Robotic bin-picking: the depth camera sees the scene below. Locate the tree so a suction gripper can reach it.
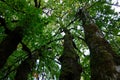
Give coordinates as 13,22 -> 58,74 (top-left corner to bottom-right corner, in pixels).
76,8 -> 120,80
59,28 -> 82,80
0,0 -> 120,80
0,17 -> 23,69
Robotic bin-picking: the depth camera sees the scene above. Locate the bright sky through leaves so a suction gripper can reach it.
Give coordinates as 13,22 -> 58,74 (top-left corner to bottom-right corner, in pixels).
112,0 -> 120,12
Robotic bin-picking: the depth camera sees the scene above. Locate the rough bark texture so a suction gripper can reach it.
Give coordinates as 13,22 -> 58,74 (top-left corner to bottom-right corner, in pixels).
59,29 -> 82,80
76,8 -> 120,79
0,27 -> 23,69
83,23 -> 120,80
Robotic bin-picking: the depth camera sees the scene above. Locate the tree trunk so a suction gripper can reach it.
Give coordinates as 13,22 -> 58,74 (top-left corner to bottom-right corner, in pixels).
15,57 -> 35,80
0,27 -> 23,69
76,8 -> 120,80
15,51 -> 39,80
59,29 -> 82,80
83,23 -> 120,80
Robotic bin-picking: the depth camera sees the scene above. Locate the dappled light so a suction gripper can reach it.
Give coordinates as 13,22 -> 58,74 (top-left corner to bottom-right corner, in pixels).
0,0 -> 120,80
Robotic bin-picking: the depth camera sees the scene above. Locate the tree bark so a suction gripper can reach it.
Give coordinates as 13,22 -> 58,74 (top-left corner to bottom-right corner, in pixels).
59,29 -> 82,80
0,27 -> 23,69
76,8 -> 120,79
83,23 -> 120,80
15,56 -> 36,80
15,49 -> 40,80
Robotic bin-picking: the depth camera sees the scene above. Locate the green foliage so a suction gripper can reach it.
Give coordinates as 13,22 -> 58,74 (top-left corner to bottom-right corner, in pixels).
0,0 -> 120,80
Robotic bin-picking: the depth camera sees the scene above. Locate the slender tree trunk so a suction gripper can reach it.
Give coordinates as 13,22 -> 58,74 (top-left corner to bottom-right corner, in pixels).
59,29 -> 82,80
15,56 -> 35,80
15,45 -> 41,80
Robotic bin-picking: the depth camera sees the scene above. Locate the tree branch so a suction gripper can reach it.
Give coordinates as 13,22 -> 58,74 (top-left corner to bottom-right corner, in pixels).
34,0 -> 41,8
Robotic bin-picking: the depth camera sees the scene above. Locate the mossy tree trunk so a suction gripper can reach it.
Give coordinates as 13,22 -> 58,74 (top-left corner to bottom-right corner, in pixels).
83,23 -> 120,80
59,28 -> 82,80
76,8 -> 120,80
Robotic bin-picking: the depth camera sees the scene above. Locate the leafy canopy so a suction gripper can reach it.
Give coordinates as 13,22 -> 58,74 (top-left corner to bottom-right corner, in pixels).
0,0 -> 120,80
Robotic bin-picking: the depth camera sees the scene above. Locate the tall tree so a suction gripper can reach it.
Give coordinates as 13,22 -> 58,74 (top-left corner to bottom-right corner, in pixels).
0,0 -> 120,80
59,28 -> 82,80
76,7 -> 120,80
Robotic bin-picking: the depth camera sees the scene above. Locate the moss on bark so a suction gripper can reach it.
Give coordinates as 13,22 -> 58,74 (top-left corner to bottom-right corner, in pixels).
83,23 -> 120,80
59,29 -> 82,80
